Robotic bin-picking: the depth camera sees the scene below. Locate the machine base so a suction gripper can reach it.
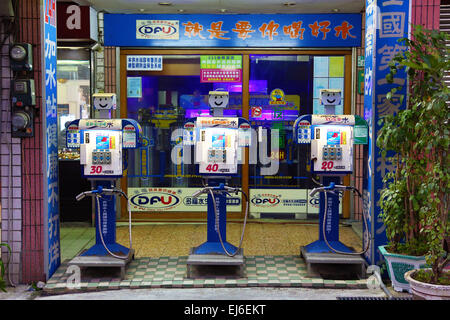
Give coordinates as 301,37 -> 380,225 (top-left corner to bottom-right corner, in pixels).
68,248 -> 135,280
191,241 -> 240,255
303,240 -> 355,254
300,246 -> 366,279
80,242 -> 131,257
186,247 -> 245,279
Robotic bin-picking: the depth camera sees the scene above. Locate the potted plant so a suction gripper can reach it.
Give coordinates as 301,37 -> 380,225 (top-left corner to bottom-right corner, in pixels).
377,25 -> 450,297
0,242 -> 12,292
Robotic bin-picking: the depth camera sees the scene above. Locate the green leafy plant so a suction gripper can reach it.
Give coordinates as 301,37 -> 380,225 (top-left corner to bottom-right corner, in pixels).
0,243 -> 12,292
377,25 -> 449,284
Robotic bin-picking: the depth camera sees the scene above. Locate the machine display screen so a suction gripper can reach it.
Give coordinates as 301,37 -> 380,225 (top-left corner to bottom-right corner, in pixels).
327,130 -> 341,145
211,133 -> 227,148
96,135 -> 110,149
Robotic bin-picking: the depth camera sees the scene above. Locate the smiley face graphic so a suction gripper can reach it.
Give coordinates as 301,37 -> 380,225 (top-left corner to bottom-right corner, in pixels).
320,90 -> 341,106
93,94 -> 116,110
208,92 -> 229,109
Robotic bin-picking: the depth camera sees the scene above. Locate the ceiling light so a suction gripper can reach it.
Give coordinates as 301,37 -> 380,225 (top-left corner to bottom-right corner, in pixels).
220,9 -> 227,13
158,2 -> 172,5
283,2 -> 296,7
139,8 -> 145,12
332,8 -> 340,12
178,9 -> 185,13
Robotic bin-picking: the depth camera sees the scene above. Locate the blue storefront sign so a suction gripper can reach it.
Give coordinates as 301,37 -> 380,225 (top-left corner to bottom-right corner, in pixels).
363,0 -> 410,266
104,14 -> 362,48
42,0 -> 60,279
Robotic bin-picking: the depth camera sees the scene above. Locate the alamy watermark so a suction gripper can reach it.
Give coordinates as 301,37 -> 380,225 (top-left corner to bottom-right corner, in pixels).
170,127 -> 281,175
366,265 -> 383,291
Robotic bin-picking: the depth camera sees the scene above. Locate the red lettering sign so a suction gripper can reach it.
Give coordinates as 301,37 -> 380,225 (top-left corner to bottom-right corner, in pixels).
258,20 -> 279,41
334,21 -> 356,40
232,21 -> 255,40
283,21 -> 306,40
208,21 -> 230,40
182,21 -> 206,39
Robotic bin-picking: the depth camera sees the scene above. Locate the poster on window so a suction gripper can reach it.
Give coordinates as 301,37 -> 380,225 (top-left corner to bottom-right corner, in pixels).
200,55 -> 242,83
127,77 -> 142,98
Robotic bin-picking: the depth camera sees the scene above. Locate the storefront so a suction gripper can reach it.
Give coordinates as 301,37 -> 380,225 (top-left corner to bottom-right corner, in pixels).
104,14 -> 362,222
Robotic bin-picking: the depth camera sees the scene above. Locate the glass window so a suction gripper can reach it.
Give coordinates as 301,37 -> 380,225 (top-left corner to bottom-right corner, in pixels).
124,53 -> 346,215
248,54 -> 314,189
248,54 -> 345,190
312,56 -> 345,114
57,59 -> 91,160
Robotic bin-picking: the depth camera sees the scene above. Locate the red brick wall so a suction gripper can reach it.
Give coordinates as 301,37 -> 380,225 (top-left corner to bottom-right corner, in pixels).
412,0 -> 441,30
18,0 -> 45,283
104,47 -> 117,93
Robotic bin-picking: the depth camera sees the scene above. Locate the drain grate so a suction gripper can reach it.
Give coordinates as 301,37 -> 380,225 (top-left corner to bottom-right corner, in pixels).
337,296 -> 413,300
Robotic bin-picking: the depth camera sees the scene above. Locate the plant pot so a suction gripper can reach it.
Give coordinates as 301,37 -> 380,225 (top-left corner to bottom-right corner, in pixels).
404,269 -> 450,300
378,245 -> 427,293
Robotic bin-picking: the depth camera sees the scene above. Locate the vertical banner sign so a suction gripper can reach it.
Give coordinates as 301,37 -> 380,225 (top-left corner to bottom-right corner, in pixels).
43,0 -> 60,279
363,0 -> 410,266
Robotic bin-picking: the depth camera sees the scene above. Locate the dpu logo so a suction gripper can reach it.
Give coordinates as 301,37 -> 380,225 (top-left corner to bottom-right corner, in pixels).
136,20 -> 179,40
251,194 -> 280,207
130,192 -> 180,210
309,196 -> 319,208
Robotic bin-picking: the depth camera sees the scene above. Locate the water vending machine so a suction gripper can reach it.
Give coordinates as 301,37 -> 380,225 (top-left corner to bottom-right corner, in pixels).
65,94 -> 143,278
293,114 -> 370,278
183,91 -> 251,277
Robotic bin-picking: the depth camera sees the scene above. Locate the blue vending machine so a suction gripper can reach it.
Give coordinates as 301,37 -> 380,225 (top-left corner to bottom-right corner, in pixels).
183,91 -> 252,277
293,114 -> 370,278
65,94 -> 143,279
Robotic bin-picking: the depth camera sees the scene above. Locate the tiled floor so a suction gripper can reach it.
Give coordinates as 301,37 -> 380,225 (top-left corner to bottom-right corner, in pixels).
47,222 -> 366,295
60,226 -> 95,262
44,255 -> 368,294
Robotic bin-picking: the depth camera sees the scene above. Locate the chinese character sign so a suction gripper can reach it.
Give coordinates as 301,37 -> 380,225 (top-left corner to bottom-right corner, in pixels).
104,14 -> 362,48
43,0 -> 60,279
363,0 -> 410,266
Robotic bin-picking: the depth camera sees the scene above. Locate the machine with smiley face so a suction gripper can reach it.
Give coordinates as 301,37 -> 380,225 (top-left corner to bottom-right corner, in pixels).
183,90 -> 251,275
64,94 -> 143,277
293,113 -> 370,277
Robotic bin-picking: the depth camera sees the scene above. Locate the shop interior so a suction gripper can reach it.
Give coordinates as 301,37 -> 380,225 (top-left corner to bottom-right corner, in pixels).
56,51 -> 362,263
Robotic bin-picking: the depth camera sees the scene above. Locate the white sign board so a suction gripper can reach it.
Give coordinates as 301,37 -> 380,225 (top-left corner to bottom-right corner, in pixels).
126,55 -> 163,71
249,189 -> 308,214
250,188 -> 342,215
128,187 -> 242,212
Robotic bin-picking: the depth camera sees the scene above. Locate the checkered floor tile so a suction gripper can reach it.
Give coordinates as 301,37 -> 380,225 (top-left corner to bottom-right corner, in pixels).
43,255 -> 368,295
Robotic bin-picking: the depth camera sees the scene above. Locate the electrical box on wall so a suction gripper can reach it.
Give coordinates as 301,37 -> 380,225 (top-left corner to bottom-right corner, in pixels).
11,79 -> 36,137
11,79 -> 36,106
9,43 -> 33,72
